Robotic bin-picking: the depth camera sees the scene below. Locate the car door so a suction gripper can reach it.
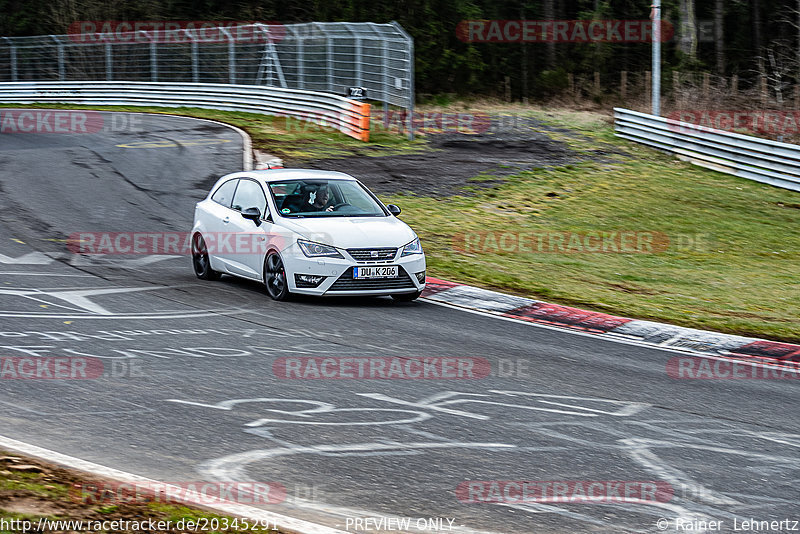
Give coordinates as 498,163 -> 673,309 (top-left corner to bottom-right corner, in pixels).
199,178 -> 239,273
223,178 -> 273,279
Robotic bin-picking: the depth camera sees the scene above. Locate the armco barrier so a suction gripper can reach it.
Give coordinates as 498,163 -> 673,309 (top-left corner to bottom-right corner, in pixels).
614,107 -> 800,193
0,81 -> 371,142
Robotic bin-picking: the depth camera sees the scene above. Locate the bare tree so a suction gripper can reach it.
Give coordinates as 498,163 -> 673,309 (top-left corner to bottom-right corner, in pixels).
714,0 -> 724,73
776,0 -> 800,83
752,0 -> 765,76
677,0 -> 698,61
544,0 -> 555,68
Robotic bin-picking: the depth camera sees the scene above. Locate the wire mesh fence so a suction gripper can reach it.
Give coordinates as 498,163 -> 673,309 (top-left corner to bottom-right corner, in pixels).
0,22 -> 414,113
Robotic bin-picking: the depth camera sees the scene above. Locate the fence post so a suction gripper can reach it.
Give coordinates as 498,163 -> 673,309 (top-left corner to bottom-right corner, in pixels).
51,36 -> 65,80
731,74 -> 738,95
296,30 -> 304,90
219,27 -> 235,84
355,36 -> 363,91
594,71 -> 600,94
645,71 -> 652,107
10,42 -> 17,81
382,39 -> 389,129
105,42 -> 113,80
326,36 -> 333,93
191,39 -> 199,82
146,33 -> 157,81
760,75 -> 768,105
2,37 -> 18,81
568,73 -> 575,96
229,34 -> 236,85
703,72 -> 710,98
407,36 -> 414,140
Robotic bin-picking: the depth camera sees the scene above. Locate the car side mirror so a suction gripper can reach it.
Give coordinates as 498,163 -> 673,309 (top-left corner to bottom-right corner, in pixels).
241,207 -> 262,225
387,204 -> 401,216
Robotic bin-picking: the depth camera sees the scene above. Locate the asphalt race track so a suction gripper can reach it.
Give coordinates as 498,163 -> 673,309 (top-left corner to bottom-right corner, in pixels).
0,111 -> 798,534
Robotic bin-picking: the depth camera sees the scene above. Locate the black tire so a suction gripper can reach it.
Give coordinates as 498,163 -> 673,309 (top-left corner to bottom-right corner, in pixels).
391,290 -> 423,302
192,234 -> 221,281
264,252 -> 291,301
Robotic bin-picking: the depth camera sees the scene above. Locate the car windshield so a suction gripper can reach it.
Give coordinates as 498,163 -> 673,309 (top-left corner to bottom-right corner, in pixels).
270,179 -> 387,218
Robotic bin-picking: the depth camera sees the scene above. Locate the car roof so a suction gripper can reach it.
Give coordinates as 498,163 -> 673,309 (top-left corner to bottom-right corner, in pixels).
239,169 -> 357,183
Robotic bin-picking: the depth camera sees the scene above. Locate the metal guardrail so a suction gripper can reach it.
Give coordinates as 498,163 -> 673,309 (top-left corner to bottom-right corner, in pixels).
614,107 -> 800,193
0,22 -> 414,137
0,81 -> 371,141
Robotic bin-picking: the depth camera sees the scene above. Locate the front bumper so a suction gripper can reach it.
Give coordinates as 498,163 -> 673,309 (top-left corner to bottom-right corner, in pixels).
282,244 -> 426,296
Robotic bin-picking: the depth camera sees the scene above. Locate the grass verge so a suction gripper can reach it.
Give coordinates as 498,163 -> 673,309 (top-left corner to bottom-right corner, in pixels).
0,452 -> 286,533
384,104 -> 800,342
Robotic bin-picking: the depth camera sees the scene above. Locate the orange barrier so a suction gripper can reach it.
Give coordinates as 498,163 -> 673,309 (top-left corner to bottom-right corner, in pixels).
345,101 -> 371,142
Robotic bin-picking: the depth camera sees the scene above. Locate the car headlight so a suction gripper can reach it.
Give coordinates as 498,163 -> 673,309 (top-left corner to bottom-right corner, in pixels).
401,237 -> 423,257
297,239 -> 343,258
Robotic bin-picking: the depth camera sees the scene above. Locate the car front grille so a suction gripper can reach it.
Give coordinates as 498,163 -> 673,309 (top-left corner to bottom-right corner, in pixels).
328,267 -> 416,291
346,248 -> 397,262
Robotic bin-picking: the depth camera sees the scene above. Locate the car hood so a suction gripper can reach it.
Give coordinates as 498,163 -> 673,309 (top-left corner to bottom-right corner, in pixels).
277,216 -> 417,249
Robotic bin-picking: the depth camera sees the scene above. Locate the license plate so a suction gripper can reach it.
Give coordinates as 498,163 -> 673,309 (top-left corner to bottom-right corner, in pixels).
354,266 -> 398,279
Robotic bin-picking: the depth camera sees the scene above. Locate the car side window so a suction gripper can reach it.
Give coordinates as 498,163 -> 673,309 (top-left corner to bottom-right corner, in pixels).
211,179 -> 238,208
231,179 -> 268,216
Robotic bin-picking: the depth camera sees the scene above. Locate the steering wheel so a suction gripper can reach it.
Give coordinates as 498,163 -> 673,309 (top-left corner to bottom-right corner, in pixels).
331,202 -> 352,211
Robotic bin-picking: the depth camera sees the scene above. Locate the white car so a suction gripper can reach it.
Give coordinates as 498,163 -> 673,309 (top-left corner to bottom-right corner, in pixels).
190,169 -> 426,301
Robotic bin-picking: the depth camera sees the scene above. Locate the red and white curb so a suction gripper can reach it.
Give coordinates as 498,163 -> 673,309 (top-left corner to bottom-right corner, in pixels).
253,149 -> 284,170
421,277 -> 800,370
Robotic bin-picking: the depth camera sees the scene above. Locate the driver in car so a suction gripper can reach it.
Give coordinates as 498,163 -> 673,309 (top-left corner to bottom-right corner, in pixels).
307,185 -> 335,212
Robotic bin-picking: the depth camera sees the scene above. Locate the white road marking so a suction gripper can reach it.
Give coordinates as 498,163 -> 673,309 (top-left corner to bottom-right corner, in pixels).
498,501 -> 617,527
0,283 -> 250,319
0,434 -> 348,534
621,438 -> 742,507
489,391 -> 651,417
0,252 -> 53,264
166,397 -> 432,427
166,398 -> 335,413
357,390 -> 648,420
0,286 -> 171,315
0,250 -> 181,269
201,441 -> 511,534
0,272 -> 94,277
0,310 -> 248,319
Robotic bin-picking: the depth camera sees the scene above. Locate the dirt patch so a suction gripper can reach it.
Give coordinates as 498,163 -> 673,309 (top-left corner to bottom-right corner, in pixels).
1,495 -> 66,516
301,116 -> 615,196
